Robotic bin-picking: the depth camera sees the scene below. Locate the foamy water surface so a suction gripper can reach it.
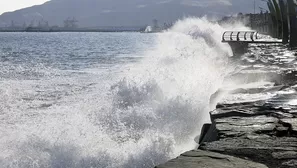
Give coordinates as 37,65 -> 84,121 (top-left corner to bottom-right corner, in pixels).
0,18 -> 248,168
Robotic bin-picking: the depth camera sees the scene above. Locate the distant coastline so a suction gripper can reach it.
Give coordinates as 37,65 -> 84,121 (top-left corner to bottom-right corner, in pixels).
0,19 -> 173,33
0,27 -> 146,33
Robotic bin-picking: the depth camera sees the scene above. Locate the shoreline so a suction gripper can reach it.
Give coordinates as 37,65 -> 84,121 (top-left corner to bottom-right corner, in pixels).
156,43 -> 297,168
0,30 -> 142,33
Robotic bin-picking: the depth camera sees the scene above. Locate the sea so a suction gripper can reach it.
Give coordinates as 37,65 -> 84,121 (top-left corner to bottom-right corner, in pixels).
0,18 -> 249,168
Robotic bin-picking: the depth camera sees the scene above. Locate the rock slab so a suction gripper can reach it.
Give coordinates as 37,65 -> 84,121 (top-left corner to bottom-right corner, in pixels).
156,150 -> 268,168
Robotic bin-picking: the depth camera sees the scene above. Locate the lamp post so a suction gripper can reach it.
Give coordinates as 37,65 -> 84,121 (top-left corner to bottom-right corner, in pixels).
254,0 -> 256,14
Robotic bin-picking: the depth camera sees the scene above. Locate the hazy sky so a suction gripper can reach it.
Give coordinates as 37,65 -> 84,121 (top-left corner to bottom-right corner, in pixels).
0,0 -> 49,15
0,0 -> 267,16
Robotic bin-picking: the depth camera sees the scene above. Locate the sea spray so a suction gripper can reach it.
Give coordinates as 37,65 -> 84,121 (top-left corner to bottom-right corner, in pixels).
0,17 -> 248,168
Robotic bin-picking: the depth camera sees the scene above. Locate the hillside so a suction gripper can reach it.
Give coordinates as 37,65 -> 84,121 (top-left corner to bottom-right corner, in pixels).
0,0 -> 267,27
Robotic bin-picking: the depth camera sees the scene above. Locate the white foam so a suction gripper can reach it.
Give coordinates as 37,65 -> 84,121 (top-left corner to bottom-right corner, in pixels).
0,17 -> 249,167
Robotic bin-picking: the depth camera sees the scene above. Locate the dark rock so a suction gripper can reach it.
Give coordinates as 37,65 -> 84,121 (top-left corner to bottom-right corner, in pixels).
211,101 -> 287,121
265,93 -> 297,112
198,123 -> 218,144
211,103 -> 266,120
155,150 -> 268,168
280,118 -> 297,134
271,111 -> 294,119
156,45 -> 297,168
275,125 -> 290,137
262,85 -> 285,93
246,134 -> 271,140
281,159 -> 297,167
272,151 -> 297,159
199,137 -> 297,168
230,88 -> 267,94
215,115 -> 278,138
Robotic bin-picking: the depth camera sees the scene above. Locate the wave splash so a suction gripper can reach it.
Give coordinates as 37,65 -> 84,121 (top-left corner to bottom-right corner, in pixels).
1,17 -> 247,168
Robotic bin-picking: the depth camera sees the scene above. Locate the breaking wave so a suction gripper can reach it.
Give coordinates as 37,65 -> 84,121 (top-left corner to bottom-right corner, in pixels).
0,17 -> 248,168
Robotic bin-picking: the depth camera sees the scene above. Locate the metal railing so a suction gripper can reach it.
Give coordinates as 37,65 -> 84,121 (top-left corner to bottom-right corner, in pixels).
222,31 -> 258,42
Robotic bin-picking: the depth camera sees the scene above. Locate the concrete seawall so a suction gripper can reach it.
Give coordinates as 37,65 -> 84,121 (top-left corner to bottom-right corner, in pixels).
156,43 -> 297,168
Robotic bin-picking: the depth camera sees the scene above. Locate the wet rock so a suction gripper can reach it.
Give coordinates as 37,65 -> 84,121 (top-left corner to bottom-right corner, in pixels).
272,151 -> 297,159
215,115 -> 278,138
155,150 -> 268,168
199,137 -> 297,168
231,88 -> 266,94
275,125 -> 290,136
280,118 -> 297,134
281,160 -> 297,168
271,111 -> 294,119
225,71 -> 282,85
156,44 -> 297,168
211,100 -> 295,119
198,123 -> 218,144
246,134 -> 271,140
262,85 -> 285,93
211,102 -> 268,120
265,93 -> 297,109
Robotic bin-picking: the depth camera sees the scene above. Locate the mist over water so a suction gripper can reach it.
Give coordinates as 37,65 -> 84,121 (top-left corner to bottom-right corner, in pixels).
0,18 -> 247,168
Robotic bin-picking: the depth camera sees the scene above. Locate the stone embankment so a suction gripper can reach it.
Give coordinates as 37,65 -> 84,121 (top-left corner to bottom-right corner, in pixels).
156,44 -> 297,168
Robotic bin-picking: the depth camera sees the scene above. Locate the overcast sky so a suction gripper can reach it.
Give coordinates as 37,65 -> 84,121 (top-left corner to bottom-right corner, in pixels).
0,0 -> 49,15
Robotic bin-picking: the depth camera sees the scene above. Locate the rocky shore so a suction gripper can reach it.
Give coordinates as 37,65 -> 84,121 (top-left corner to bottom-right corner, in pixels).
156,43 -> 297,168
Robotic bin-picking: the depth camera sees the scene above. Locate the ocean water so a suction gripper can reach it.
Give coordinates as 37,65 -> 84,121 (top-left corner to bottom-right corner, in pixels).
0,18 -> 247,168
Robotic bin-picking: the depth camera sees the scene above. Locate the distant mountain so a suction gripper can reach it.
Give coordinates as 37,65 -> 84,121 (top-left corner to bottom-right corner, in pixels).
0,0 -> 267,27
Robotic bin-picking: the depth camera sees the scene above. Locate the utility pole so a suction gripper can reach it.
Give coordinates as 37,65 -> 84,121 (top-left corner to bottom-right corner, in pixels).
254,0 -> 256,14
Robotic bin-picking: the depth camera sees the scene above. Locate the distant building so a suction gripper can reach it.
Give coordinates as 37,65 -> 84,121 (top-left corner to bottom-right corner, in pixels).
8,20 -> 24,31
143,19 -> 173,33
219,12 -> 271,35
247,12 -> 271,35
64,17 -> 78,29
37,20 -> 49,28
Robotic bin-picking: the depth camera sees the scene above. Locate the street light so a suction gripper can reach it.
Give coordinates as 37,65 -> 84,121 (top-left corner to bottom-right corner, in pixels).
254,0 -> 256,14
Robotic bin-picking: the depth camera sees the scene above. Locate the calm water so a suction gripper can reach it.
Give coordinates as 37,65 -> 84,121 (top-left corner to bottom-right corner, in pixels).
0,32 -> 155,74
0,19 -> 243,168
